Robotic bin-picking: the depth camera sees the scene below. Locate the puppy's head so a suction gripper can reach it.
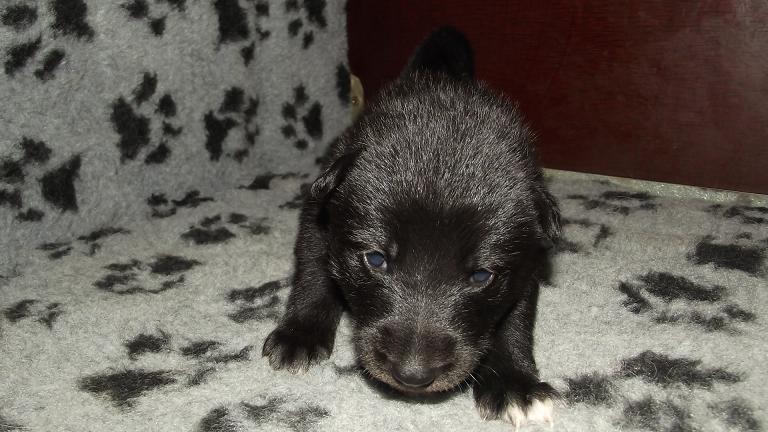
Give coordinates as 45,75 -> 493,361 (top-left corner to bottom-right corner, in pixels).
311,27 -> 560,393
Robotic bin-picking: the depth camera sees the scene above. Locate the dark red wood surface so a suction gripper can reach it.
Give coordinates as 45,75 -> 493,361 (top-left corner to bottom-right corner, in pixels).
347,1 -> 768,194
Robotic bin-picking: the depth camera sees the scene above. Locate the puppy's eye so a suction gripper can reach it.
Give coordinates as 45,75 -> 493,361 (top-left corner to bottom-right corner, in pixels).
364,251 -> 387,270
470,269 -> 494,285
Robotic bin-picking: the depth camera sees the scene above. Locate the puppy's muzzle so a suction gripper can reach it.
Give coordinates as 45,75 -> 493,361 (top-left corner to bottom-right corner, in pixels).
373,321 -> 457,390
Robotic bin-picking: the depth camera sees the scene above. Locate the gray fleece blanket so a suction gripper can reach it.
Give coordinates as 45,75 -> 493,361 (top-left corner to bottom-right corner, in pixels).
2,169 -> 766,431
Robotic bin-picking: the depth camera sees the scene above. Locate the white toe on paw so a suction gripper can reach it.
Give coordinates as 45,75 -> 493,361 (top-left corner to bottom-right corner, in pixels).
526,397 -> 554,425
502,401 -> 526,429
502,397 -> 555,429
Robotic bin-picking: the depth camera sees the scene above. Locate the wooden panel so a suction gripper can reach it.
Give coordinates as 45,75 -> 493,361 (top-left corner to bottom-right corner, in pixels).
347,0 -> 768,194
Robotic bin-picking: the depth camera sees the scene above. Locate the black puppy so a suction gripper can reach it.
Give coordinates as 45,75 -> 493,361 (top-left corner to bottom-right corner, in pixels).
263,27 -> 560,427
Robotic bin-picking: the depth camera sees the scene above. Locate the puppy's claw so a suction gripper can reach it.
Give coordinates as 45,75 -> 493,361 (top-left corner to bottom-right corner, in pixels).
262,325 -> 332,372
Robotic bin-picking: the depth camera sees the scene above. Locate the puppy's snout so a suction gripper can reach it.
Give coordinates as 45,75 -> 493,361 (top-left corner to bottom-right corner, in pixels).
374,321 -> 457,389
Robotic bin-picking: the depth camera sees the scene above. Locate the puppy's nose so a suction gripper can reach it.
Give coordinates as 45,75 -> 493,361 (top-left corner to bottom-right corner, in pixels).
391,364 -> 440,388
375,322 -> 457,389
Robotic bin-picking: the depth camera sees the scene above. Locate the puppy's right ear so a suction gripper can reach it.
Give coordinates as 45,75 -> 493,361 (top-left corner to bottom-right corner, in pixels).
310,151 -> 359,203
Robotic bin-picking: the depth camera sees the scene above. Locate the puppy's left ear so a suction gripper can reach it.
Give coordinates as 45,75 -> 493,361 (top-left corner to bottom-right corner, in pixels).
535,188 -> 562,249
310,151 -> 360,203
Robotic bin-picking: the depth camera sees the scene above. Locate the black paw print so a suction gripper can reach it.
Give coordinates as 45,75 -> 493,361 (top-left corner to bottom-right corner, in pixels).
617,271 -> 755,332
181,212 -> 270,245
226,280 -> 285,323
2,0 -> 94,79
204,87 -> 261,162
706,203 -> 768,225
146,190 -> 214,219
555,217 -> 613,254
0,136 -> 73,221
280,84 -> 323,150
237,172 -> 311,209
239,171 -> 306,190
566,190 -> 658,215
213,0 -> 271,65
110,72 -> 184,165
4,299 -> 62,329
37,226 -> 131,260
120,0 -> 187,37
285,0 -> 327,49
279,182 -> 312,210
124,329 -> 252,385
79,330 -> 253,409
688,234 -> 766,276
198,397 -> 329,432
564,351 -> 745,432
92,254 -> 202,295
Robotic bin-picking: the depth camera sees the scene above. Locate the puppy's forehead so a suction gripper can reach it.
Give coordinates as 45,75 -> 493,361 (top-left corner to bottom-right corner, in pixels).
343,190 -> 534,256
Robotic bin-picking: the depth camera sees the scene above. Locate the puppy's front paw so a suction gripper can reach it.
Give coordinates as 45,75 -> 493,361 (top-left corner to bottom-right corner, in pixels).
262,323 -> 333,372
474,380 -> 557,429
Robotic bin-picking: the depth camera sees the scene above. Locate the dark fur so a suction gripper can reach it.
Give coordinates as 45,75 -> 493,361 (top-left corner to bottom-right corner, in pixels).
263,26 -> 560,420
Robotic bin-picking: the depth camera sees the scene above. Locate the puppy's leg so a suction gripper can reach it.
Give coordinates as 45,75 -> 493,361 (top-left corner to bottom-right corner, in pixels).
262,204 -> 343,372
473,280 -> 557,428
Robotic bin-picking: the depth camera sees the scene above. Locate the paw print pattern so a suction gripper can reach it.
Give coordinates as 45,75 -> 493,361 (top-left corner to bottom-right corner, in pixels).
279,182 -> 311,210
4,299 -> 62,329
285,0 -> 328,49
706,204 -> 768,225
563,351 -> 744,432
617,396 -> 697,432
212,0 -> 271,66
1,139 -> 81,218
197,397 -> 329,432
0,137 -> 73,221
566,190 -> 658,215
78,369 -> 176,409
280,84 -> 323,150
555,217 -> 613,254
79,329 -> 256,409
617,271 -> 756,332
688,234 -> 766,276
237,171 -> 311,209
239,171 -> 307,190
226,280 -> 285,323
146,190 -> 214,218
2,0 -> 94,79
708,398 -> 762,432
181,212 -> 270,245
562,372 -> 615,407
203,87 -> 261,162
616,350 -> 741,388
93,254 -> 201,295
110,72 -> 184,165
124,330 -> 251,385
121,0 -> 187,37
37,226 -> 130,260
